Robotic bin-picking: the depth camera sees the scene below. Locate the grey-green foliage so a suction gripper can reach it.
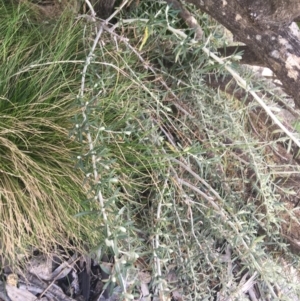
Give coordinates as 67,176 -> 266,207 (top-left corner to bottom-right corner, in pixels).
73,1 -> 300,299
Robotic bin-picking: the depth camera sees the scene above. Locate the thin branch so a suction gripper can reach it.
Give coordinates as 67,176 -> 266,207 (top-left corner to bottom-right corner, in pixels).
79,23 -> 109,227
152,177 -> 169,301
105,0 -> 130,24
165,0 -> 203,40
84,0 -> 96,20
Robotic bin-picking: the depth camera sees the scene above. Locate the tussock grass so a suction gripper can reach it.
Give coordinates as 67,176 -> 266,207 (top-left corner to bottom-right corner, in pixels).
0,1 -> 100,263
